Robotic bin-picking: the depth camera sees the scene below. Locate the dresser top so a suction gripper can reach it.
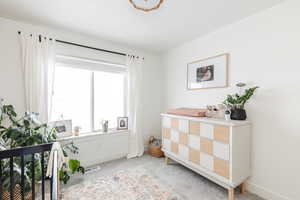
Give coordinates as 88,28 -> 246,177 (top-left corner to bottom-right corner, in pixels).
161,113 -> 251,127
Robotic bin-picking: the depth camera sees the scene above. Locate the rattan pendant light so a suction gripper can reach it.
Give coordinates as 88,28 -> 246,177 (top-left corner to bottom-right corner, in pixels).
129,0 -> 164,12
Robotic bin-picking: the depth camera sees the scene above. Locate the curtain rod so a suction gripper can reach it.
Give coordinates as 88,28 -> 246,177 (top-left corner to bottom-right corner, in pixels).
18,31 -> 128,57
56,40 -> 127,57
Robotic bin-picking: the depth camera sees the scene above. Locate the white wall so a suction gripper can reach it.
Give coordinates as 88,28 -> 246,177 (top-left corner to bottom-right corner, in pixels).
0,17 -> 162,156
60,132 -> 129,167
162,0 -> 300,200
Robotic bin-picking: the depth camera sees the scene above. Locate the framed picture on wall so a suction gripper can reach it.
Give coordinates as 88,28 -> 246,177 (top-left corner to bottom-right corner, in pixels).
187,53 -> 229,90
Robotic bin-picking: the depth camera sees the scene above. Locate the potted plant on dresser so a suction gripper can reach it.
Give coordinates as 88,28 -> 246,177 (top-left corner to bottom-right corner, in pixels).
223,83 -> 259,120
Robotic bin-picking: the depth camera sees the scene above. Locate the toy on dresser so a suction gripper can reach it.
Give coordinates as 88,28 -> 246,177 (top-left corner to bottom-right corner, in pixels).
205,104 -> 228,119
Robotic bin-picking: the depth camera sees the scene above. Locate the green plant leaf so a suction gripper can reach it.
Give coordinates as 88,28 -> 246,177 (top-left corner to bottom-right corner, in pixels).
68,159 -> 81,174
59,169 -> 70,184
224,86 -> 259,109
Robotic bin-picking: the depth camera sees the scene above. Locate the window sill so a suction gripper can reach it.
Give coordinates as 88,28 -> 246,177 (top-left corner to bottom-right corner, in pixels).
57,129 -> 129,141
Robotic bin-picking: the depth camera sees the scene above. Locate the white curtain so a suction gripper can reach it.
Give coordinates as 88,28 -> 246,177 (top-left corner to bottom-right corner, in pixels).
19,33 -> 56,123
126,55 -> 144,159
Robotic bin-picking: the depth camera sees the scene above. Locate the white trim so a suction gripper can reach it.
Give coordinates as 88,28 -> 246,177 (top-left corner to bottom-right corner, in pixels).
57,130 -> 129,141
246,181 -> 292,200
57,54 -> 126,68
56,55 -> 126,73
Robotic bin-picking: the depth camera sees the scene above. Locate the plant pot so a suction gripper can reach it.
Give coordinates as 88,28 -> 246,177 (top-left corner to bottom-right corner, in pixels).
230,109 -> 247,120
2,185 -> 32,200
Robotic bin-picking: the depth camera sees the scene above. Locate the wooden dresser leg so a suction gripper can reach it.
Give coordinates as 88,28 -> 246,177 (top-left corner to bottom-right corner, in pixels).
228,187 -> 235,200
240,182 -> 246,194
165,156 -> 169,165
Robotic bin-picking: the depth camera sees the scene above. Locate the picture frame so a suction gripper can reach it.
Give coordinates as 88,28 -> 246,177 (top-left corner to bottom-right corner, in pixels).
117,117 -> 128,130
187,53 -> 229,90
48,119 -> 72,137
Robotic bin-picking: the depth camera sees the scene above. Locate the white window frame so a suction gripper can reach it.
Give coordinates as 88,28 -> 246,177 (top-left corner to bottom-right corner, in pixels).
54,55 -> 127,133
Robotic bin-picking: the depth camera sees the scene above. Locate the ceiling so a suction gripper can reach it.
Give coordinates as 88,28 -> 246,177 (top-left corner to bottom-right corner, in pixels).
0,0 -> 284,53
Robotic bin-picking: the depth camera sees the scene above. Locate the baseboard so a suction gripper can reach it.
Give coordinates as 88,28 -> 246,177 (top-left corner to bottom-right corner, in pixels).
246,181 -> 291,200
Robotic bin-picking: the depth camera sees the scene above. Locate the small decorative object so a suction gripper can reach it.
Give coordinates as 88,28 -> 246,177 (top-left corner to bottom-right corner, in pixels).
224,109 -> 231,121
129,0 -> 164,12
216,104 -> 227,119
48,119 -> 72,137
74,126 -> 81,136
187,53 -> 229,90
205,105 -> 219,118
224,83 -> 259,120
117,117 -> 128,130
148,136 -> 163,158
101,120 -> 109,132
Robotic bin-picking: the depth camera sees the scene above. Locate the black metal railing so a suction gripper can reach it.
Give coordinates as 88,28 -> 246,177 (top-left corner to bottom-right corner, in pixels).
0,143 -> 55,200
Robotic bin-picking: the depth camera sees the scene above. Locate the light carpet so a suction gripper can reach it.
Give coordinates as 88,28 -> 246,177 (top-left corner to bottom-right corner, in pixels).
62,166 -> 180,200
62,155 -> 264,200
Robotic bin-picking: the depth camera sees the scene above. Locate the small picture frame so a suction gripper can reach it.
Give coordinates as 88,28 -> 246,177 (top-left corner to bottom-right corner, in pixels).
48,120 -> 72,137
117,117 -> 128,130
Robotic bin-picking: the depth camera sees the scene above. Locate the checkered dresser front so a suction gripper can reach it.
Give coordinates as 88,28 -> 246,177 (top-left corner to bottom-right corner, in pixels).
162,117 -> 230,179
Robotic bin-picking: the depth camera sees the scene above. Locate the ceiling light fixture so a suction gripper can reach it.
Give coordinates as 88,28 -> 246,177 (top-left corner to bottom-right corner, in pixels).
129,0 -> 164,12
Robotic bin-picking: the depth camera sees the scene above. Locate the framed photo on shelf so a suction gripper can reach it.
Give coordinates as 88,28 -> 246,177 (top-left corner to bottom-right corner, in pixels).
48,120 -> 72,137
187,53 -> 229,90
117,117 -> 128,130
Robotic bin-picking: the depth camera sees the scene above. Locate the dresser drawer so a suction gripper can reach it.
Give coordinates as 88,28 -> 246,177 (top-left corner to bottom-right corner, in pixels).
163,139 -> 171,151
200,123 -> 214,139
178,144 -> 189,160
214,125 -> 230,144
200,152 -> 214,171
162,128 -> 171,139
214,157 -> 230,179
179,132 -> 188,145
162,117 -> 171,128
189,121 -> 200,136
213,141 -> 230,161
171,129 -> 179,143
188,134 -> 200,150
178,119 -> 189,133
200,138 -> 213,155
189,148 -> 200,164
171,118 -> 179,129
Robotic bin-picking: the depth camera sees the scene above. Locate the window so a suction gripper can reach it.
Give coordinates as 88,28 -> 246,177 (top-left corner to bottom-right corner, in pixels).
51,59 -> 126,133
94,71 -> 125,130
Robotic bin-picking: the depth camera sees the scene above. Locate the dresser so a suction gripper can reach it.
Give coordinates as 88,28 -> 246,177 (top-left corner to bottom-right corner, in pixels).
161,113 -> 251,200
